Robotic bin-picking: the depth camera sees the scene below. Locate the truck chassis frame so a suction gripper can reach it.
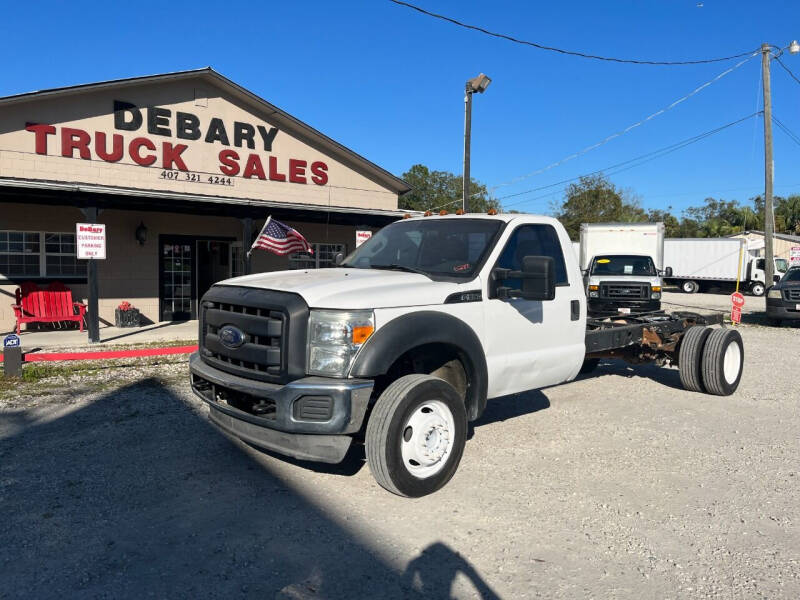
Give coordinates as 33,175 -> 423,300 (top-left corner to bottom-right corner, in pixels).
585,311 -> 723,365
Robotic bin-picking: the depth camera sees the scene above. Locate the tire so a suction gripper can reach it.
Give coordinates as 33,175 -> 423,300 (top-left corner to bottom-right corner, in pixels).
701,328 -> 744,396
366,374 -> 467,497
579,358 -> 600,374
682,280 -> 699,294
678,326 -> 712,393
750,282 -> 765,297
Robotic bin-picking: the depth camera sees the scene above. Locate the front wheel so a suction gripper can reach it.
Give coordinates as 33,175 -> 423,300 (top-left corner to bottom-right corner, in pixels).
750,282 -> 765,297
366,374 -> 467,497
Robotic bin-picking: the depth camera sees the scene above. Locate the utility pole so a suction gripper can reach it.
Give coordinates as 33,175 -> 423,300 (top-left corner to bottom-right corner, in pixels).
761,43 -> 775,288
462,73 -> 491,214
463,84 -> 473,214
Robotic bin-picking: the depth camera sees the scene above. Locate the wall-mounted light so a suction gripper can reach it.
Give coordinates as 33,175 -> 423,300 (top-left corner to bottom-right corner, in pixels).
135,221 -> 148,246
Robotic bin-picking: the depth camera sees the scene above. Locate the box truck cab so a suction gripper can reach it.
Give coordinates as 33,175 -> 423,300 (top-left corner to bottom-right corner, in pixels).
579,223 -> 667,315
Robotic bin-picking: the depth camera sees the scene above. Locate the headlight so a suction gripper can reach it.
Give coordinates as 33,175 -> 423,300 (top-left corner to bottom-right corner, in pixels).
307,310 -> 374,377
651,292 -> 661,299
767,289 -> 782,299
589,291 -> 599,298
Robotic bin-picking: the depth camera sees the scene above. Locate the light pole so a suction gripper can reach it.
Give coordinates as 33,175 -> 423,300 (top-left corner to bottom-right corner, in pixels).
463,73 -> 491,213
762,41 -> 799,288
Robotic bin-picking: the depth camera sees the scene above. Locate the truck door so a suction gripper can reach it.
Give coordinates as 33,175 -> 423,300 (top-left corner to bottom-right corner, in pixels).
483,223 -> 586,397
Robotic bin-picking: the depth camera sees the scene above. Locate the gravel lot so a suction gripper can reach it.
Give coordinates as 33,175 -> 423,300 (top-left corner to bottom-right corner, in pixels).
2,305 -> 798,599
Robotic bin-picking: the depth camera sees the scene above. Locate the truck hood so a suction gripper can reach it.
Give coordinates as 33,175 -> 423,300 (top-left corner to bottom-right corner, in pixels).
214,268 -> 469,309
587,275 -> 662,287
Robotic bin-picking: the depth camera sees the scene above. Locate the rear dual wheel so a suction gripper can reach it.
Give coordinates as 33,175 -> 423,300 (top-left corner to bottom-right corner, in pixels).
366,374 -> 467,497
678,326 -> 744,396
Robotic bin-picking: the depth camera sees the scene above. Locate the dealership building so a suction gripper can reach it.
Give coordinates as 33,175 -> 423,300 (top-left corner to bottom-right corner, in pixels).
0,68 -> 410,334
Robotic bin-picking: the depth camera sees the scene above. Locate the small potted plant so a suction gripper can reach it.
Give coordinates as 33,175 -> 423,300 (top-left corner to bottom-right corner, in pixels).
115,301 -> 141,327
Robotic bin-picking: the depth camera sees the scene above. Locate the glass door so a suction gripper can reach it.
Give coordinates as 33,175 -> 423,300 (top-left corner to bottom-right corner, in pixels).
159,236 -> 195,321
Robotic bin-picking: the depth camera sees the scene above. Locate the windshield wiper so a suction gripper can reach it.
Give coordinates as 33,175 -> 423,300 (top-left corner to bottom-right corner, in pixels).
370,264 -> 432,278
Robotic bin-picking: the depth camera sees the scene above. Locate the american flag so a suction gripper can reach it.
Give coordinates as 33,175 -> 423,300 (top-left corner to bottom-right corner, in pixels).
248,217 -> 313,256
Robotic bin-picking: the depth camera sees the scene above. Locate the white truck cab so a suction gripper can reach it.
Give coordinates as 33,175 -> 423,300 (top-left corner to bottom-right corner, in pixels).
190,213 -> 743,497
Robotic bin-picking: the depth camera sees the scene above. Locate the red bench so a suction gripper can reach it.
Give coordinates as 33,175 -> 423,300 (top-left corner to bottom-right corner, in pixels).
11,282 -> 87,334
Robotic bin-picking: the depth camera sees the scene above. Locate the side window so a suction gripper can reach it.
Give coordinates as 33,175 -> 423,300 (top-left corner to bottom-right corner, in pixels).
496,224 -> 568,289
756,258 -> 765,270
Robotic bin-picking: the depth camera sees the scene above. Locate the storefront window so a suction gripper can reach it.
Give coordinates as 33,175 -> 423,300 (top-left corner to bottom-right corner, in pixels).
289,243 -> 346,270
45,232 -> 87,277
0,230 -> 87,279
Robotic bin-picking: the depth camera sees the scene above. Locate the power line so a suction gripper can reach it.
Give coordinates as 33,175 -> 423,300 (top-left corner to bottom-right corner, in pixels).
489,52 -> 759,191
499,112 -> 761,208
772,115 -> 800,147
388,0 -> 759,65
773,55 -> 800,86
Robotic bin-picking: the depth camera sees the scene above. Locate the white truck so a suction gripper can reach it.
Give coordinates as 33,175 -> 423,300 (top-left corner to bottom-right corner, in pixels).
663,237 -> 787,296
189,214 -> 743,497
579,223 -> 667,316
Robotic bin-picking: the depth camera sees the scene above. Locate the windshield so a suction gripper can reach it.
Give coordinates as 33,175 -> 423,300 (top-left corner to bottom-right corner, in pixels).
341,218 -> 503,278
590,255 -> 656,276
781,268 -> 800,283
775,258 -> 789,273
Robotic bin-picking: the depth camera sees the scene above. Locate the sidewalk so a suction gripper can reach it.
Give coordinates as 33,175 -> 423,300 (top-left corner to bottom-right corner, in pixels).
4,321 -> 198,349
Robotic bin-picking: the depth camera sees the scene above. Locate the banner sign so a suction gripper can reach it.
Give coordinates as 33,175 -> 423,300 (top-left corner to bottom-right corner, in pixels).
790,246 -> 800,266
76,223 -> 107,259
356,230 -> 373,248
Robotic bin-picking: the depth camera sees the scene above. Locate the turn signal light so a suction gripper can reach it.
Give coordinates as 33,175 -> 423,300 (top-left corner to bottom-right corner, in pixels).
651,286 -> 662,292
352,325 -> 374,345
588,285 -> 599,291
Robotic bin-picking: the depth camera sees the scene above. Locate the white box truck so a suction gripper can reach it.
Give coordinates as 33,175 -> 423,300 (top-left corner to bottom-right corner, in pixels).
579,222 -> 666,315
663,238 -> 786,296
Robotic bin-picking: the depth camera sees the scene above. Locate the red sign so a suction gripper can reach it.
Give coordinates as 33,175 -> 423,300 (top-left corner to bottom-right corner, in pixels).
731,292 -> 745,308
731,306 -> 742,324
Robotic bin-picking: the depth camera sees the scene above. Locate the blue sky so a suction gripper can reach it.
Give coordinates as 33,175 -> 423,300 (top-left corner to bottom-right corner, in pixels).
2,1 -> 799,215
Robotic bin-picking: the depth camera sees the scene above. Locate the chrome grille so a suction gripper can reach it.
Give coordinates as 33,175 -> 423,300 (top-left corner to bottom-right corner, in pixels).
600,283 -> 649,300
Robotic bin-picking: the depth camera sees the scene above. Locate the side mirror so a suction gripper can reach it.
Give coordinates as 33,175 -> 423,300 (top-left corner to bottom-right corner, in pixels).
663,267 -> 673,277
494,255 -> 556,301
334,252 -> 344,266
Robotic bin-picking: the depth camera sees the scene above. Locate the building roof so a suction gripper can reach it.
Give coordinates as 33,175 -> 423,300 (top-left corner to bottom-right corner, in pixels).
0,68 -> 411,196
729,230 -> 800,243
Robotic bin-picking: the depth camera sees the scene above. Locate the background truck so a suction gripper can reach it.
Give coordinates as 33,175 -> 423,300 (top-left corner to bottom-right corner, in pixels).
189,214 -> 743,497
663,238 -> 787,296
579,222 -> 667,315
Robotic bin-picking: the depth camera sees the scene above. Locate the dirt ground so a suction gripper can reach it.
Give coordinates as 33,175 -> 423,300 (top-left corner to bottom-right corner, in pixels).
1,300 -> 798,599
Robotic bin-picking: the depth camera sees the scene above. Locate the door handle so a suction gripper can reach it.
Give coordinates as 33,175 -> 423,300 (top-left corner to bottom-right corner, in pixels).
571,299 -> 580,321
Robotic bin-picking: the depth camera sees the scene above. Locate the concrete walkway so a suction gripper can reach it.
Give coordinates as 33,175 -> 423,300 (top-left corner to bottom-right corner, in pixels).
4,320 -> 198,348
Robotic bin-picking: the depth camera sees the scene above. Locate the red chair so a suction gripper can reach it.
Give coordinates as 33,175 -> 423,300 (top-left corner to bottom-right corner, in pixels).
11,281 -> 87,334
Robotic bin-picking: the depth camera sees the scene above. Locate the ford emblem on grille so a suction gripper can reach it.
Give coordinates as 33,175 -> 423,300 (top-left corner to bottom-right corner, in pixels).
219,325 -> 245,349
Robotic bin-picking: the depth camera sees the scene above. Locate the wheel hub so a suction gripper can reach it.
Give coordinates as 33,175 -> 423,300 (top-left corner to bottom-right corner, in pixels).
400,401 -> 456,479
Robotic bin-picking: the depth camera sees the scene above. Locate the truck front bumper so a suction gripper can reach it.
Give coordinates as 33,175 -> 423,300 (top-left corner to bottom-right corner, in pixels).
189,353 -> 373,463
588,298 -> 661,316
766,299 -> 800,321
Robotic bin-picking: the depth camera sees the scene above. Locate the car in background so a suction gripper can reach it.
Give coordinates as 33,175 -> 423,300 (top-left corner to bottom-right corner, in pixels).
766,266 -> 800,326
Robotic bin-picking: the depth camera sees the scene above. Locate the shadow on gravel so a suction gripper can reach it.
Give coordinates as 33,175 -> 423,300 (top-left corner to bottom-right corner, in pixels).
578,359 -> 685,392
469,389 -> 550,440
0,379 -> 498,599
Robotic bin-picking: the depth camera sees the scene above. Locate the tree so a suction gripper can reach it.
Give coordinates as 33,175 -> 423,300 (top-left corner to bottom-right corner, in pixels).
399,164 -> 499,213
554,174 -> 646,239
647,209 -> 681,237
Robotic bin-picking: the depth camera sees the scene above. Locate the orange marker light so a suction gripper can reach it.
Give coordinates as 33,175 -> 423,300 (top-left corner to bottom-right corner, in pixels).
487,208 -> 498,215
402,213 -> 412,219
455,209 -> 464,215
352,325 -> 374,345
439,209 -> 449,216
424,210 -> 433,217
588,285 -> 599,291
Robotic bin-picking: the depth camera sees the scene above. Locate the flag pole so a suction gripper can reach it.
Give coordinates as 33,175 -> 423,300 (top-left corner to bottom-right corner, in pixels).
247,215 -> 271,259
